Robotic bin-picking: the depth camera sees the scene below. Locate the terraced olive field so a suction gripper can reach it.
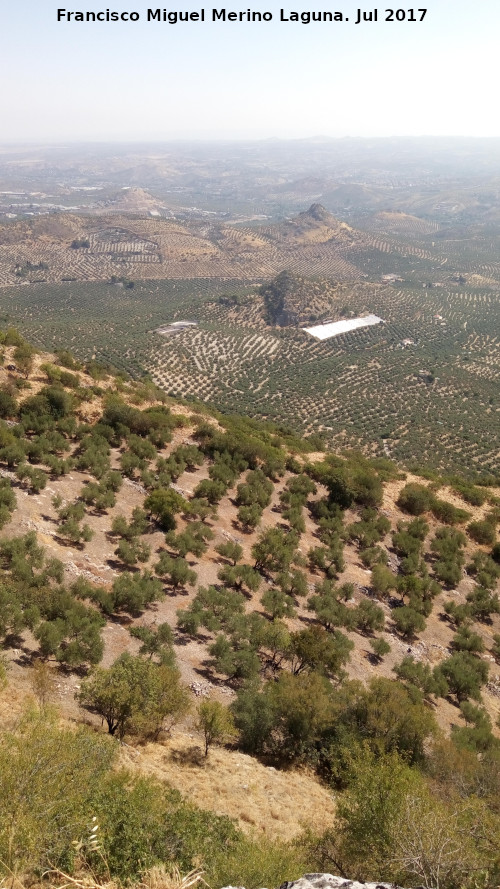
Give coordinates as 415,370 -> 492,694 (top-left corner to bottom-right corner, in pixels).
0,278 -> 255,377
0,270 -> 498,477
0,198 -> 499,477
145,282 -> 500,475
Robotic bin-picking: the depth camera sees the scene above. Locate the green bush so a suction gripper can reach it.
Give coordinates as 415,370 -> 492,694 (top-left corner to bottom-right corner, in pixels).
0,712 -> 116,874
467,519 -> 496,546
111,570 -> 164,614
452,626 -> 485,654
431,498 -> 470,525
353,598 -> 385,635
370,637 -> 391,662
437,651 -> 489,702
397,483 -> 433,515
394,656 -> 448,699
207,832 -> 308,889
78,653 -> 189,739
392,606 -> 426,640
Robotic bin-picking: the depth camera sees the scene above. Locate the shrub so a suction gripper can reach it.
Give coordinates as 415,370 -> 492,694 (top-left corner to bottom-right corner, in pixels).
353,598 -> 385,635
0,711 -> 116,875
466,551 -> 500,589
144,487 -> 187,530
219,563 -> 261,595
216,540 -> 243,565
114,538 -> 151,567
307,581 -> 355,631
394,656 -> 448,698
261,587 -> 296,619
208,634 -> 261,682
431,498 -> 470,525
194,478 -> 227,504
252,527 -> 297,575
155,553 -> 197,590
78,653 -> 189,738
34,596 -> 104,667
129,622 -> 174,665
371,563 -> 397,598
492,634 -> 500,663
207,831 -> 308,889
451,626 -> 485,654
436,651 -> 489,702
467,519 -> 496,546
288,625 -> 353,679
397,483 -> 433,515
465,585 -> 500,622
111,570 -> 163,614
392,606 -> 426,640
196,700 -> 237,756
370,637 -> 391,663
0,389 -> 17,418
317,749 -> 423,882
450,481 -> 486,507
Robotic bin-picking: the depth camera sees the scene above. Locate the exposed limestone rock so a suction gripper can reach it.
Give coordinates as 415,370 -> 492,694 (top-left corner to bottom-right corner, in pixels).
279,875 -> 408,889
222,874 -> 416,889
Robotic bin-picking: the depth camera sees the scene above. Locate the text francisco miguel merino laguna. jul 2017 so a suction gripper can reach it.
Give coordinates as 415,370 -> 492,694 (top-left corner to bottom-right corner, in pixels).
56,8 -> 428,24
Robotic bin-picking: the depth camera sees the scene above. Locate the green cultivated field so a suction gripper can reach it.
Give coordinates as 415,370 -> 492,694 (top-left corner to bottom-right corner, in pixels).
0,278 -> 254,376
0,275 -> 498,476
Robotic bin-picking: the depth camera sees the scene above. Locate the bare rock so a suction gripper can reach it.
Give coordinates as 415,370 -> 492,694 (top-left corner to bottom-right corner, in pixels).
221,873 -> 418,889
279,875 -> 403,889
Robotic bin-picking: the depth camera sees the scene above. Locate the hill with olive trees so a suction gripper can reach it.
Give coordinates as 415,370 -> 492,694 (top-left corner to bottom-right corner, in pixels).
0,331 -> 499,889
1,194 -> 500,478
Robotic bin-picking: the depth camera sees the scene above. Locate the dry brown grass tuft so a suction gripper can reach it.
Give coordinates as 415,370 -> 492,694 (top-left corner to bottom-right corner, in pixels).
39,870 -> 117,889
139,866 -> 208,889
0,871 -> 28,889
0,865 -> 208,889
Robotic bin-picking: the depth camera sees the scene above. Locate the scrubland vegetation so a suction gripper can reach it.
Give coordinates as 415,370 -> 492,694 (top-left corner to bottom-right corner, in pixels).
0,333 -> 499,889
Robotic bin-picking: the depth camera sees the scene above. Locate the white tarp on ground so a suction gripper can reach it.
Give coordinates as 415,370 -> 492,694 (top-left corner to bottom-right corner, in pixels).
303,314 -> 384,341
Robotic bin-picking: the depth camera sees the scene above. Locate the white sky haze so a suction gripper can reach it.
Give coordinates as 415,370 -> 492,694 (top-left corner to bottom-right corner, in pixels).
1,0 -> 499,141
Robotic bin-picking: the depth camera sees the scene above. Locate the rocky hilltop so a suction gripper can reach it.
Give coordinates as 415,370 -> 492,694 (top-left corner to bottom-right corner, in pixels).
260,269 -> 341,326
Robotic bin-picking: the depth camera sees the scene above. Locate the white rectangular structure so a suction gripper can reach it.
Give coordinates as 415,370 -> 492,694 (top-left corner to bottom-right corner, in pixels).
303,314 -> 384,341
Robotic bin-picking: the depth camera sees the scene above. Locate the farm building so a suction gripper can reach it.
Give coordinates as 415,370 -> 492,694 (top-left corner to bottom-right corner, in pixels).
156,321 -> 198,336
302,314 -> 384,341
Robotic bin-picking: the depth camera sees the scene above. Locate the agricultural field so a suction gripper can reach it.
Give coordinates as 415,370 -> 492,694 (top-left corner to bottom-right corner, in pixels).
4,202 -> 495,288
0,272 -> 498,476
144,281 -> 500,476
0,197 -> 499,477
0,277 -> 255,377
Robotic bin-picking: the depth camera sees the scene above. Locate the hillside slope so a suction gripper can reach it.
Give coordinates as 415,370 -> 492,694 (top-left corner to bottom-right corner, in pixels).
0,338 -> 499,736
0,333 -> 499,889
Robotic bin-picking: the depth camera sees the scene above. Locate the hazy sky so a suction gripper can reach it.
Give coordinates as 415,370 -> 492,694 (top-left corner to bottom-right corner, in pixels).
2,0 -> 500,141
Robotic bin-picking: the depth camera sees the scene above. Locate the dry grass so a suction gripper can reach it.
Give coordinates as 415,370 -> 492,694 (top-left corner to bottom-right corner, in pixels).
0,683 -> 32,729
119,730 -> 336,841
139,867 -> 208,889
0,865 -> 208,889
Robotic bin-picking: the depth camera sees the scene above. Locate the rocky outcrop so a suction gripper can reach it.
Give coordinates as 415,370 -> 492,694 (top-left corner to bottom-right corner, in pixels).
222,873 -> 412,889
280,875 -> 406,889
260,271 -> 340,327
